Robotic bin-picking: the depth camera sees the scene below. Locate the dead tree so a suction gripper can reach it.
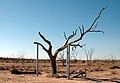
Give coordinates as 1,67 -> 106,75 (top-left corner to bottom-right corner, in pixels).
83,48 -> 94,68
58,51 -> 65,67
34,6 -> 107,76
71,49 -> 79,64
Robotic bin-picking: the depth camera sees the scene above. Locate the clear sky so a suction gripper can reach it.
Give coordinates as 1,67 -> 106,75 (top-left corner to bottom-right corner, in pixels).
0,0 -> 120,59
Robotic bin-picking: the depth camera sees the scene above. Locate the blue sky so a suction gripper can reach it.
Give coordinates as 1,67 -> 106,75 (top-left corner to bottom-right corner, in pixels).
0,0 -> 120,59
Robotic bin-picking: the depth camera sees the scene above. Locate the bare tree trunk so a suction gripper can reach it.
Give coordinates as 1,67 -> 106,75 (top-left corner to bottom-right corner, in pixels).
34,6 -> 107,76
50,56 -> 57,75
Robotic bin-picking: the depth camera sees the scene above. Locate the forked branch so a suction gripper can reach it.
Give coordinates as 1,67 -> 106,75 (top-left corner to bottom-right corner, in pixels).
34,42 -> 48,52
64,29 -> 78,46
54,6 -> 107,57
38,32 -> 52,51
69,6 -> 107,44
85,6 -> 107,34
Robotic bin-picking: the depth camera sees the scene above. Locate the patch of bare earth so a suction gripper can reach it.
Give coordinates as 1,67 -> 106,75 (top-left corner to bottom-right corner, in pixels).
0,70 -> 93,83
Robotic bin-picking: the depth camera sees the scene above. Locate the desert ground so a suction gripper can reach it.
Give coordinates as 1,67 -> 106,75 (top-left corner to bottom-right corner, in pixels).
0,57 -> 120,83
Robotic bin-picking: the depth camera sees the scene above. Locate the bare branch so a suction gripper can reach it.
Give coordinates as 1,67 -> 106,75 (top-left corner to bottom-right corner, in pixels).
69,29 -> 77,39
93,22 -> 99,30
39,32 -> 51,46
71,43 -> 86,51
54,6 -> 107,58
54,46 -> 67,58
54,29 -> 78,58
68,6 -> 107,45
71,43 -> 86,48
85,6 -> 107,33
89,22 -> 104,33
38,32 -> 52,51
82,25 -> 85,33
89,30 -> 104,33
74,29 -> 78,35
34,42 -> 48,52
64,32 -> 67,40
64,29 -> 78,46
78,26 -> 83,35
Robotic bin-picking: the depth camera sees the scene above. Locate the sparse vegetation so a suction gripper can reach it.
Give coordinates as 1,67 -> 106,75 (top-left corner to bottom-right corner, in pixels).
0,57 -> 120,82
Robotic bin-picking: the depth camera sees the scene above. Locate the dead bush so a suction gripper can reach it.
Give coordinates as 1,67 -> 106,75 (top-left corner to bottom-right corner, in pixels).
110,66 -> 120,69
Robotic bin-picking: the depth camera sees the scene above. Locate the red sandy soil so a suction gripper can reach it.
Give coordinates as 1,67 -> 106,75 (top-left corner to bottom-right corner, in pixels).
0,70 -> 91,83
0,70 -> 118,83
0,58 -> 120,83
